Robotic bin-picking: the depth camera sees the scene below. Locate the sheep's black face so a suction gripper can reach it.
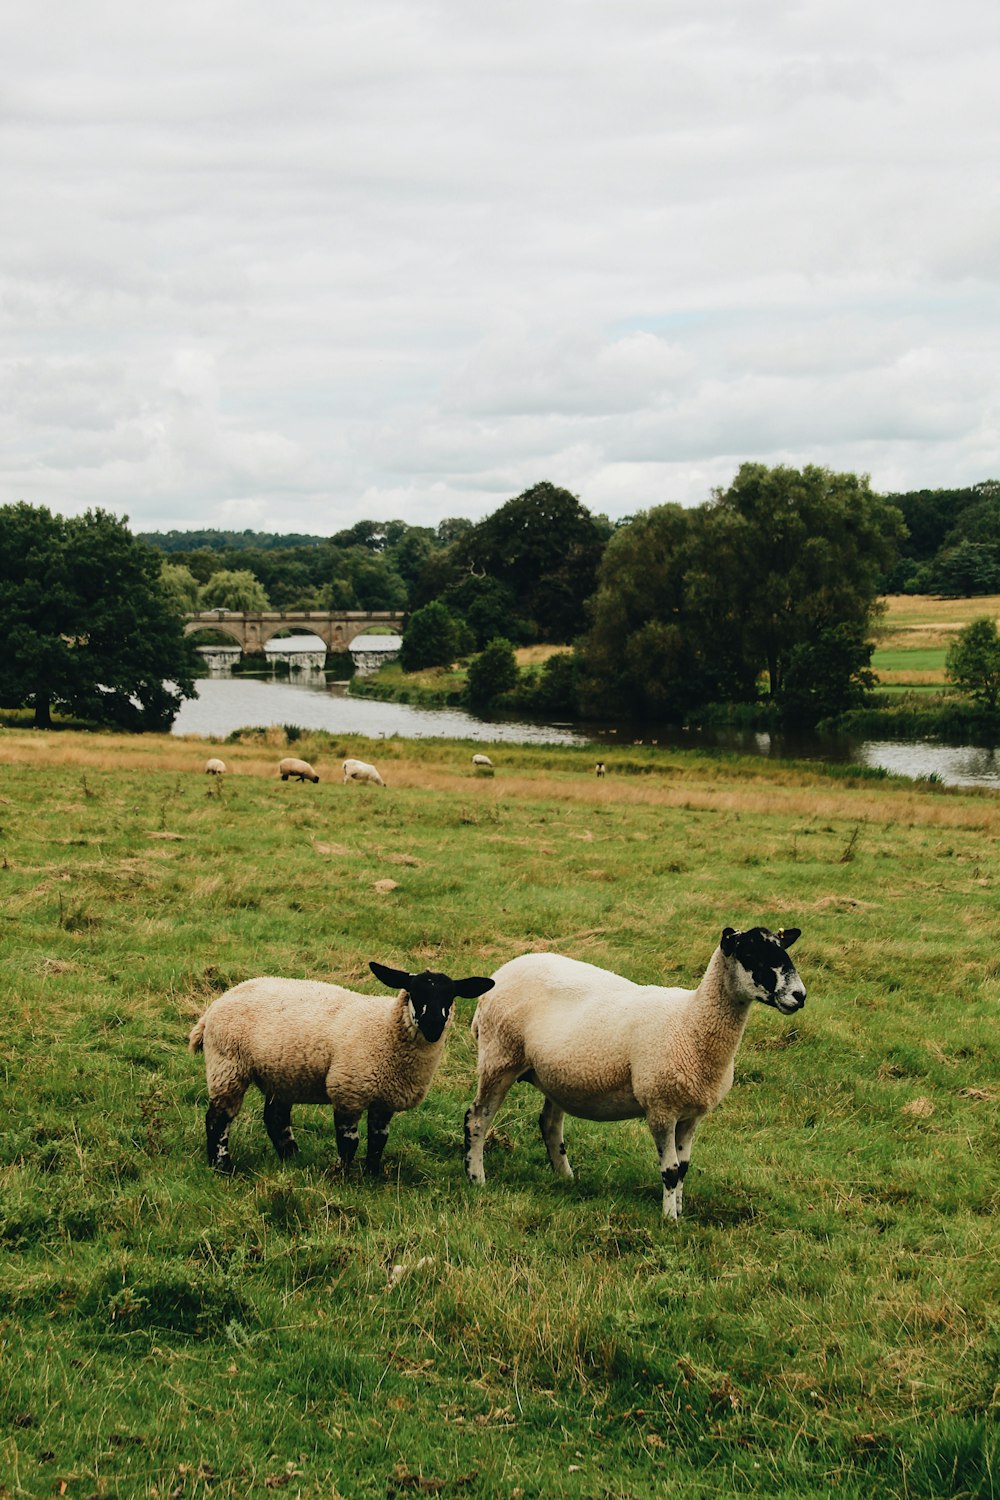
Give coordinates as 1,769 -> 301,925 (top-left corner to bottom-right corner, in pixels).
368,962 -> 495,1044
406,972 -> 459,1043
720,927 -> 806,1014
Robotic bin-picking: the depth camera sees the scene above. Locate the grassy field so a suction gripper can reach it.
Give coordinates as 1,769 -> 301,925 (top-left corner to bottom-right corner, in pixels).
1,727 -> 998,1498
873,596 -> 1000,691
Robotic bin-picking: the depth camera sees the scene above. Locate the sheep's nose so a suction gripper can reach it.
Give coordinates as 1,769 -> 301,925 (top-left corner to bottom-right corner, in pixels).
790,986 -> 806,1009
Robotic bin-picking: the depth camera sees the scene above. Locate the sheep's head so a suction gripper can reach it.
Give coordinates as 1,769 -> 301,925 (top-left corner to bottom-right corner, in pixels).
719,927 -> 806,1014
370,962 -> 495,1043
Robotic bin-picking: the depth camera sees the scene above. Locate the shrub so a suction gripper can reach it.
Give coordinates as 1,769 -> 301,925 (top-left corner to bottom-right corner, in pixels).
466,637 -> 518,713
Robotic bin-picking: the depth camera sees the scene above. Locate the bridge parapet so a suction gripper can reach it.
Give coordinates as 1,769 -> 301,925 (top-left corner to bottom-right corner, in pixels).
184,609 -> 406,653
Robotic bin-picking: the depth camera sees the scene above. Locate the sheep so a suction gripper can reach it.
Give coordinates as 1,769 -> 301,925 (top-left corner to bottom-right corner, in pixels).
189,961 -> 494,1175
204,757 -> 226,775
595,761 -> 606,778
343,757 -> 385,787
464,926 -> 806,1221
279,757 -> 319,783
472,753 -> 493,768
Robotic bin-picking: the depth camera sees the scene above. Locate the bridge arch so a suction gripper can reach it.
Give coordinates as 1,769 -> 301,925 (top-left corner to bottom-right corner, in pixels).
183,609 -> 406,653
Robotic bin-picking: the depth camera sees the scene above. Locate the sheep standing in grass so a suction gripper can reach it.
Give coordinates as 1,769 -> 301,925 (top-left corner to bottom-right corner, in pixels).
343,758 -> 385,787
472,753 -> 493,769
279,757 -> 319,783
189,961 -> 494,1174
204,757 -> 226,775
464,926 -> 806,1221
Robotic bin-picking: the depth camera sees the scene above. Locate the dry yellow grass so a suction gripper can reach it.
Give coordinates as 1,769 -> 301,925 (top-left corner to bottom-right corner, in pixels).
3,727 -> 998,837
872,670 -> 944,686
514,643 -> 572,666
880,594 -> 1000,648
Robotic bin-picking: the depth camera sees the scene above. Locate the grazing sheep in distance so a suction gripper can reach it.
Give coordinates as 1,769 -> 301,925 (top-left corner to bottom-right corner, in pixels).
279,757 -> 319,783
204,757 -> 226,775
189,961 -> 494,1174
464,926 -> 806,1221
595,761 -> 606,778
472,753 -> 493,768
343,757 -> 385,787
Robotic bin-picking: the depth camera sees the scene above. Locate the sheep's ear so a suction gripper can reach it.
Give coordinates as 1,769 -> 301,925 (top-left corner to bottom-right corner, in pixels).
720,927 -> 739,956
370,961 -> 410,990
452,976 -> 495,1000
776,928 -> 800,949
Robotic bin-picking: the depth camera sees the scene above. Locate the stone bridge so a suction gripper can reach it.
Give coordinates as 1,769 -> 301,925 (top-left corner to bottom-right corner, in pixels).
184,609 -> 406,654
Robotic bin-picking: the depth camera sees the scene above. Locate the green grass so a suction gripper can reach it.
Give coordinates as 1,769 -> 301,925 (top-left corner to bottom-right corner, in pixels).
871,647 -> 949,675
1,732 -> 998,1498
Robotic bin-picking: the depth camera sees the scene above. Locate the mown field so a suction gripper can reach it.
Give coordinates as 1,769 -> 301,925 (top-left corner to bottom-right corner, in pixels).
873,594 -> 1000,691
1,727 -> 998,1499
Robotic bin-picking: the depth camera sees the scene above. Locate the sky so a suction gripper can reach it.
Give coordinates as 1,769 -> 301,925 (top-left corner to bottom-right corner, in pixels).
2,1 -> 998,537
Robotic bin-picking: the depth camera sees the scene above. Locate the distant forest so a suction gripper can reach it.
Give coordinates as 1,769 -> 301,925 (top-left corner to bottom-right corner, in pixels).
141,477 -> 1000,629
136,470 -> 1000,727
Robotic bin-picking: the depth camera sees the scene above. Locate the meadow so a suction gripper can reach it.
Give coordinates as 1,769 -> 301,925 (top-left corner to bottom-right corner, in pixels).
872,594 -> 1000,691
0,726 -> 998,1499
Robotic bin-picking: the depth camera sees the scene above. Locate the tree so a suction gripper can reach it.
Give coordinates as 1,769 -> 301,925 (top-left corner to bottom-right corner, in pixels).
466,637 -> 518,713
946,617 -> 1000,710
199,569 -> 270,611
579,504 -> 738,720
580,465 -> 904,724
701,464 -> 904,698
454,481 -> 610,642
160,561 -> 200,613
929,541 -> 1000,597
442,574 -> 521,650
780,624 -> 877,726
398,601 -> 461,672
0,502 -> 197,730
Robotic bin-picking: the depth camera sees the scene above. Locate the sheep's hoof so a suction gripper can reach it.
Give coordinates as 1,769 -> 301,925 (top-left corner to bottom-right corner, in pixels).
212,1157 -> 236,1176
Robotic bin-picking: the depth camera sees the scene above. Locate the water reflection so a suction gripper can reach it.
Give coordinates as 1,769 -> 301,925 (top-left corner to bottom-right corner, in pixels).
856,741 -> 1000,787
172,674 -> 586,746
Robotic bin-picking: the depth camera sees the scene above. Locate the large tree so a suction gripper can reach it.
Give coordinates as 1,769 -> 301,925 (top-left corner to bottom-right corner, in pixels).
698,464 -> 904,698
581,465 -> 903,724
0,503 -> 198,730
454,481 -> 610,642
199,568 -> 271,611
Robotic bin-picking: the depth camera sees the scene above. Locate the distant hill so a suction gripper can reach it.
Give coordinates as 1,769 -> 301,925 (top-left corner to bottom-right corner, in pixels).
140,528 -> 329,553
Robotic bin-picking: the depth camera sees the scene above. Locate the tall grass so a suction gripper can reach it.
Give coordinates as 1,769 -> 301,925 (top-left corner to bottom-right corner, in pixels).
0,729 -> 997,1498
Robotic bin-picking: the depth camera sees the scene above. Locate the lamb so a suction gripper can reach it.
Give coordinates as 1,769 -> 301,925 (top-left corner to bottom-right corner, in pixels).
204,757 -> 226,775
189,961 -> 494,1175
279,757 -> 319,783
343,757 -> 385,787
464,926 -> 806,1221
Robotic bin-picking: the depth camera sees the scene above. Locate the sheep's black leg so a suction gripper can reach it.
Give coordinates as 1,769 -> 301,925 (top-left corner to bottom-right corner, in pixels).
334,1110 -> 361,1171
206,1102 -> 235,1174
674,1118 -> 698,1218
263,1096 -> 298,1160
648,1115 -> 681,1222
365,1103 -> 393,1176
539,1096 -> 573,1179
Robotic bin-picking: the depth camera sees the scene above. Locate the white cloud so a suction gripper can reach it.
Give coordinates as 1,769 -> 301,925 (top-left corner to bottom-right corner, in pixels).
1,0 -> 998,529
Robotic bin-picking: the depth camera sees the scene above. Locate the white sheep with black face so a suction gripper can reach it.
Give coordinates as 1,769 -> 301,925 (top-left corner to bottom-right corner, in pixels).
464,926 -> 806,1221
189,962 -> 494,1175
279,757 -> 319,783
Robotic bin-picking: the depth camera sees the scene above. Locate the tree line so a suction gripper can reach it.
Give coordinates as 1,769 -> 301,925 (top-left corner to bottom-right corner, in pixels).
2,467 -> 998,731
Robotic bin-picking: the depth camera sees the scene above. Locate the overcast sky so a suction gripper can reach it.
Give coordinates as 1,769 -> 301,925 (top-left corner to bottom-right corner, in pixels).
2,1 -> 998,536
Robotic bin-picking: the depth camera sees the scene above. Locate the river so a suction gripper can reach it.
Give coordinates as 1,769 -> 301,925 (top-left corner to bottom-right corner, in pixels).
171,673 -> 1000,790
